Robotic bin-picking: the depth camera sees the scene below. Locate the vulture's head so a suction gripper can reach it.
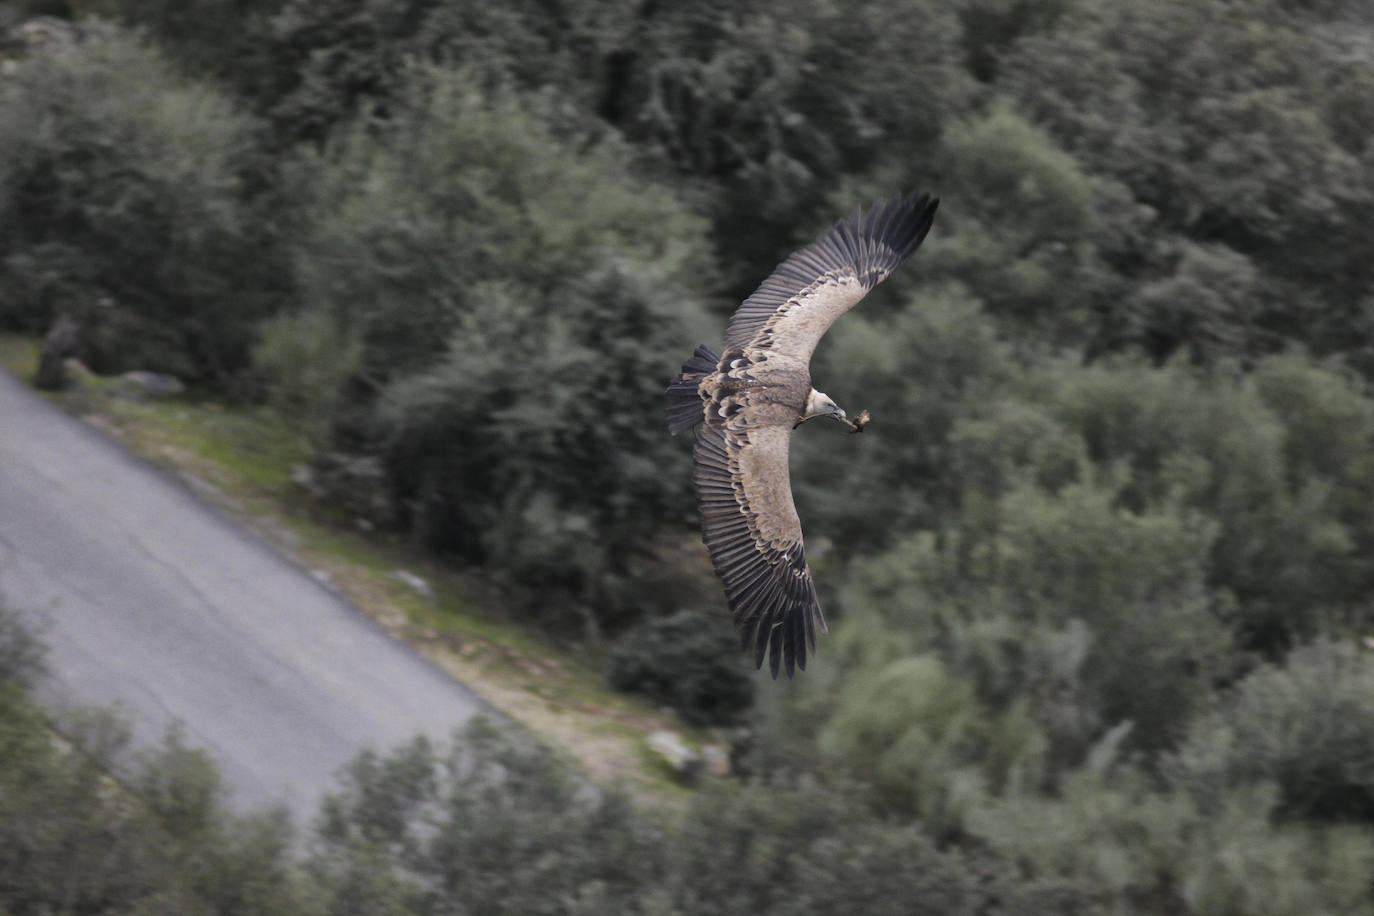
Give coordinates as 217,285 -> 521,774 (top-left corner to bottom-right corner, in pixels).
803,389 -> 845,422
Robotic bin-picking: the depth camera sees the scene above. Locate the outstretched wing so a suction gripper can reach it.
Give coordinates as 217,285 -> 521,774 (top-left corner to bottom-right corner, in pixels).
724,191 -> 938,362
694,421 -> 824,678
684,191 -> 939,676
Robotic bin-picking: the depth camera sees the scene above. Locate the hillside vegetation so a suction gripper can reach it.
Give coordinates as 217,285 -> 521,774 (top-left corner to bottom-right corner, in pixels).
2,0 -> 1374,912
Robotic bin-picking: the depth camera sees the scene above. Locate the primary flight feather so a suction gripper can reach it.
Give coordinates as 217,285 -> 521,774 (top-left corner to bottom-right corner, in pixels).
667,191 -> 938,677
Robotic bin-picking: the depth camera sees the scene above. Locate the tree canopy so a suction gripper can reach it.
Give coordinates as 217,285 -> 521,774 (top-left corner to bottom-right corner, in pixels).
3,0 -> 1374,908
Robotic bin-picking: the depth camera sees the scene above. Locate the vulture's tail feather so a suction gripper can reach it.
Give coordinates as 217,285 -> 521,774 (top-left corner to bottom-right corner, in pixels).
667,345 -> 719,434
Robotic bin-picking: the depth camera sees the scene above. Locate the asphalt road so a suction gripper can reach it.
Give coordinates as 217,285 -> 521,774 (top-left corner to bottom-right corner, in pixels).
0,369 -> 488,820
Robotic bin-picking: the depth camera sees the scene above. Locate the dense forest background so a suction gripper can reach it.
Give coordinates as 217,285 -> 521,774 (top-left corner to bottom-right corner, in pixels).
3,0 -> 1374,912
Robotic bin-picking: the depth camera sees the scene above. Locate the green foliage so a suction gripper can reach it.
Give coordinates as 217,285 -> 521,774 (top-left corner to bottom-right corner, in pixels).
309,719 -> 660,916
308,717 -> 1095,916
290,68 -> 712,387
84,0 -> 281,87
794,285 -> 1013,552
7,4 -> 1374,907
0,706 -> 307,915
786,351 -> 1374,786
935,106 -> 1109,339
286,68 -> 716,627
606,610 -> 754,726
0,22 -> 286,383
1169,639 -> 1374,823
957,0 -> 1073,81
1119,242 -> 1260,362
800,481 -> 1230,773
641,0 -> 969,293
813,653 -> 997,828
1,601 -> 304,914
971,760 -> 1374,916
997,0 -> 1374,359
259,0 -> 612,147
665,776 -> 998,916
968,481 -> 1231,753
373,262 -> 703,627
252,308 -> 363,448
1049,359 -> 1374,652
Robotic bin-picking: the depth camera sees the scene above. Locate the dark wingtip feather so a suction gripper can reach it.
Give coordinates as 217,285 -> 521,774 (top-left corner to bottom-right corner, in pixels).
666,344 -> 720,434
723,190 -> 938,351
741,548 -> 822,679
852,190 -> 938,288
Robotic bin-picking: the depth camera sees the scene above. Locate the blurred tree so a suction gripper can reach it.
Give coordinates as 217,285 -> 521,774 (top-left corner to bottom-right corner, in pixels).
667,775 -> 996,916
595,0 -> 973,298
811,650 -> 1027,831
256,0 -> 973,303
308,717 -> 1096,915
287,67 -> 716,630
375,264 -> 702,632
262,0 -> 453,147
956,0 -> 1074,81
1117,241 -> 1260,363
792,285 -> 1014,556
606,609 -> 754,725
258,0 -> 610,147
0,600 -> 43,689
932,106 -> 1117,344
1051,359 -> 1374,653
0,704 -> 307,915
998,0 -> 1374,365
84,0 -> 282,89
289,68 -> 712,388
802,478 -> 1232,774
0,23 -> 288,383
1169,639 -> 1374,824
252,308 -> 364,449
309,720 -> 659,916
971,753 -> 1374,915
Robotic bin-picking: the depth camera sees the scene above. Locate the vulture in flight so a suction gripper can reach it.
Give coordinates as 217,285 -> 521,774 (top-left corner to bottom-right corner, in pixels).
667,191 -> 939,678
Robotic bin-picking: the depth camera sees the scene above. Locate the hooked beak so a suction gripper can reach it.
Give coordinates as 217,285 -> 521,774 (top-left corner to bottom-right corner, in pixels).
793,405 -> 849,430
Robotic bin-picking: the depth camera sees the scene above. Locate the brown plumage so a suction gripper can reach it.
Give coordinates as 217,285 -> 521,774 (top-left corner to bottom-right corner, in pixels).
667,191 -> 939,677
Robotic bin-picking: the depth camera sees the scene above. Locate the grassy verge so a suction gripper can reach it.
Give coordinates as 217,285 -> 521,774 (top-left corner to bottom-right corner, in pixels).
0,336 -> 704,805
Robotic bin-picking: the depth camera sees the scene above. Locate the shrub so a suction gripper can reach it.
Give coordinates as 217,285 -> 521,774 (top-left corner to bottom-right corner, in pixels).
252,308 -> 363,449
309,719 -> 659,916
0,704 -> 305,915
288,67 -> 713,388
0,22 -> 285,384
606,610 -> 754,726
288,69 -> 717,627
970,760 -> 1374,916
1169,638 -> 1374,824
309,718 -> 1088,916
667,776 -> 995,916
1049,359 -> 1372,653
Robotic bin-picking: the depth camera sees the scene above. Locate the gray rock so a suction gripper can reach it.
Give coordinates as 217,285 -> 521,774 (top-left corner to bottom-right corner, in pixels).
646,730 -> 703,784
117,371 -> 185,400
391,569 -> 437,604
700,743 -> 731,778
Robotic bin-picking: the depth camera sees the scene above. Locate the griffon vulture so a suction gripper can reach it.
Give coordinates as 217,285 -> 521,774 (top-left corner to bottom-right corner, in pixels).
667,191 -> 939,677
